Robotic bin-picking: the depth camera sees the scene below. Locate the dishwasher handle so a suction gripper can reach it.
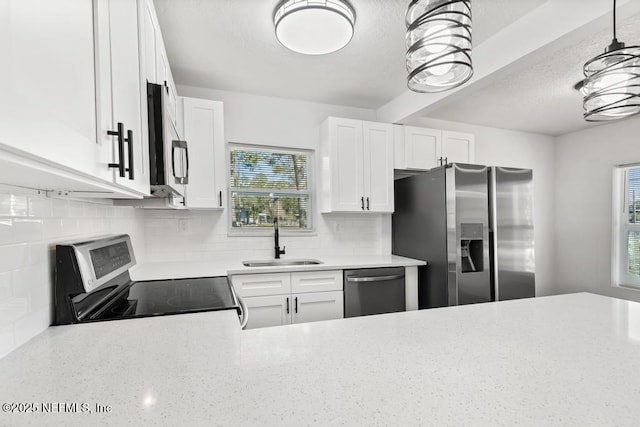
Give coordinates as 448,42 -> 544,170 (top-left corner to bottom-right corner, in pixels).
346,274 -> 405,283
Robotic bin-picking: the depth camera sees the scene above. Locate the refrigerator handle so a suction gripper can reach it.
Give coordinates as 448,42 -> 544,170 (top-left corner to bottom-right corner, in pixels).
489,167 -> 499,302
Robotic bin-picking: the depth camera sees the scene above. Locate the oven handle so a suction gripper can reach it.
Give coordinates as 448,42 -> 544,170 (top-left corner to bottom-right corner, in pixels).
237,295 -> 249,329
346,274 -> 405,283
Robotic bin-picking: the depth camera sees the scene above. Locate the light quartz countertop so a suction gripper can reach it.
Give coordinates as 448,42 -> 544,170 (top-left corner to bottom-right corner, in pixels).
130,254 -> 426,281
2,292 -> 640,425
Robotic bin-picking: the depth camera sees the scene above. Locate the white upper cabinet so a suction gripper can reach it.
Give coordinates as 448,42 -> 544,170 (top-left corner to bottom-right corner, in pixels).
321,117 -> 394,213
141,0 -> 178,133
363,121 -> 394,212
0,0 -> 104,178
394,125 -> 475,170
442,130 -> 475,165
94,0 -> 150,195
182,97 -> 226,209
394,125 -> 442,170
0,0 -> 148,197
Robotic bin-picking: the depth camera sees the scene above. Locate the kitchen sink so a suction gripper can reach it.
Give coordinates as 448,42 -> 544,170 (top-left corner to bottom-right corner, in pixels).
242,259 -> 323,267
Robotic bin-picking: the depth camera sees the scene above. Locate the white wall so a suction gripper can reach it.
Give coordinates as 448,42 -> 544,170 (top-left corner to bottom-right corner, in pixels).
0,192 -> 144,358
554,116 -> 640,302
142,87 -> 389,263
409,117 -> 557,297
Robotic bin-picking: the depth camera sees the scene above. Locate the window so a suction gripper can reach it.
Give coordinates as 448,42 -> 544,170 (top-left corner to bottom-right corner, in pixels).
614,165 -> 640,288
229,144 -> 313,233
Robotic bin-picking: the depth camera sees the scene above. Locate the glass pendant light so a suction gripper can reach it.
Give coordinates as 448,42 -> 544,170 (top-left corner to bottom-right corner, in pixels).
273,0 -> 356,55
582,0 -> 640,121
405,0 -> 473,93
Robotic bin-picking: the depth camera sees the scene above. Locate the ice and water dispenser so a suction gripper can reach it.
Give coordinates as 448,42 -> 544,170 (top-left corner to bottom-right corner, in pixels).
460,223 -> 484,273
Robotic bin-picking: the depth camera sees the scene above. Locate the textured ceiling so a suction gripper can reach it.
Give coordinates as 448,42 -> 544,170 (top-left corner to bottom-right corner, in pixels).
425,13 -> 640,136
154,0 -> 546,108
153,0 -> 639,136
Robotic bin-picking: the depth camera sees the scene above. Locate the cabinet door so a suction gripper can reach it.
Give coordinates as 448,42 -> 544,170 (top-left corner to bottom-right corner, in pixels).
231,273 -> 292,298
183,97 -> 225,209
101,0 -> 149,194
442,131 -> 474,164
0,0 -> 105,179
363,121 -> 394,212
292,291 -> 344,324
328,117 -> 364,212
291,270 -> 343,294
404,126 -> 442,170
140,0 -> 158,85
244,295 -> 292,329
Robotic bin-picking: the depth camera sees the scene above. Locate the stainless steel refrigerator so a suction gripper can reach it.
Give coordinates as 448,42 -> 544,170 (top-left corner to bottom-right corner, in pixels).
392,163 -> 535,309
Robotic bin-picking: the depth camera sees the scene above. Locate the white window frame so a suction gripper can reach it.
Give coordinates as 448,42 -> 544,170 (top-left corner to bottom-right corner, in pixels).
227,143 -> 315,236
613,164 -> 640,289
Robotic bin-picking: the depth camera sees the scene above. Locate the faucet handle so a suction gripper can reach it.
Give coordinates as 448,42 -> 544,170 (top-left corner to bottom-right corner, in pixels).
280,246 -> 286,255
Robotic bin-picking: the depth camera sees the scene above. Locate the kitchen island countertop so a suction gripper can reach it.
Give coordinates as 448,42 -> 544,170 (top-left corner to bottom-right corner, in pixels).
1,292 -> 640,426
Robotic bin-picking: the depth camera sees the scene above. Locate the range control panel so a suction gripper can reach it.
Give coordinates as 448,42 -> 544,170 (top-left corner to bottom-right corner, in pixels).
89,241 -> 132,279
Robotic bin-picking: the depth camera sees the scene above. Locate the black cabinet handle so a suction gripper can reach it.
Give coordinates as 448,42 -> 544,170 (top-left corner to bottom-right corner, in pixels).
366,197 -> 370,211
219,190 -> 222,207
125,130 -> 134,180
107,122 -> 126,177
295,297 -> 298,314
438,156 -> 443,166
286,297 -> 289,314
444,157 -> 448,165
361,196 -> 364,210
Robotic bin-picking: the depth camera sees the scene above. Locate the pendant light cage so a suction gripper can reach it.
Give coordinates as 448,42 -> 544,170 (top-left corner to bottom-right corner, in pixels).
405,0 -> 473,93
582,46 -> 640,121
582,0 -> 640,121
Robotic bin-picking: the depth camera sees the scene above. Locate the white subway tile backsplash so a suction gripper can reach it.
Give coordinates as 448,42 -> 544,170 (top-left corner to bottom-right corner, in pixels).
0,219 -> 12,245
12,219 -> 44,243
0,194 -> 28,217
68,201 -> 85,217
0,244 -> 29,273
28,197 -> 51,218
0,191 -> 144,359
50,198 -> 69,218
142,209 -> 389,263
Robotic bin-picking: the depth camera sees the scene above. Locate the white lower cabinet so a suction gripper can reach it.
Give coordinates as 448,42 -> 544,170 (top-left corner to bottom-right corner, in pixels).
291,291 -> 343,324
243,295 -> 290,329
233,270 -> 344,330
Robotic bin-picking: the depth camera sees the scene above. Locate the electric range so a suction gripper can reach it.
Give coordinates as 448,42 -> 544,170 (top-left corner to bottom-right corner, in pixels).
53,234 -> 247,327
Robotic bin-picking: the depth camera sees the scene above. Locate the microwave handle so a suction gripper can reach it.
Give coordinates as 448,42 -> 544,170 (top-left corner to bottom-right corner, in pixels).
171,140 -> 188,184
183,141 -> 189,183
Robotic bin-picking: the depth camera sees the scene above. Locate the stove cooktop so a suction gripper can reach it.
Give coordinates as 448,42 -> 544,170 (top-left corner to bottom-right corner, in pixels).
93,276 -> 240,321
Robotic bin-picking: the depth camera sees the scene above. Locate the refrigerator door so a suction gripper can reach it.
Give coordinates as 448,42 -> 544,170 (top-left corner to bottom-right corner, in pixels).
490,167 -> 536,300
447,164 -> 492,305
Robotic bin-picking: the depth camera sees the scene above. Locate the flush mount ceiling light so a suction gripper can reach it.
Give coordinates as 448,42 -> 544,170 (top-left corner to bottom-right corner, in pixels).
273,0 -> 356,55
405,0 -> 473,93
582,0 -> 640,121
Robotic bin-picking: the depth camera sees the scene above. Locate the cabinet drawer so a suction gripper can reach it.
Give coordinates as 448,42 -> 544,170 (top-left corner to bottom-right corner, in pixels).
291,270 -> 343,293
232,273 -> 291,297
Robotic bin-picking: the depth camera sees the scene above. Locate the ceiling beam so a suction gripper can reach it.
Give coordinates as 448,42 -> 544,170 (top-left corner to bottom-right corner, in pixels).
376,0 -> 640,124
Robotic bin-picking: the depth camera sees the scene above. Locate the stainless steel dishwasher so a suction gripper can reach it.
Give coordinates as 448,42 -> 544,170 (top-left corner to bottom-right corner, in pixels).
343,267 -> 406,317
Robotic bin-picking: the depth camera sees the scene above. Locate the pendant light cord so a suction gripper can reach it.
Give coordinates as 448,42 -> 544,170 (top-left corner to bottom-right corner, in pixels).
613,0 -> 617,40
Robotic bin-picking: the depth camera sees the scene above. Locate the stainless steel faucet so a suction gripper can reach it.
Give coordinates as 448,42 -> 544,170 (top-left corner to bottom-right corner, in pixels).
274,218 -> 285,259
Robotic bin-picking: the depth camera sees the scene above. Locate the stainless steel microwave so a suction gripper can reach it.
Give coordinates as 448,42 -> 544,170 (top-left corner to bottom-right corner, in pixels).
147,82 -> 188,197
